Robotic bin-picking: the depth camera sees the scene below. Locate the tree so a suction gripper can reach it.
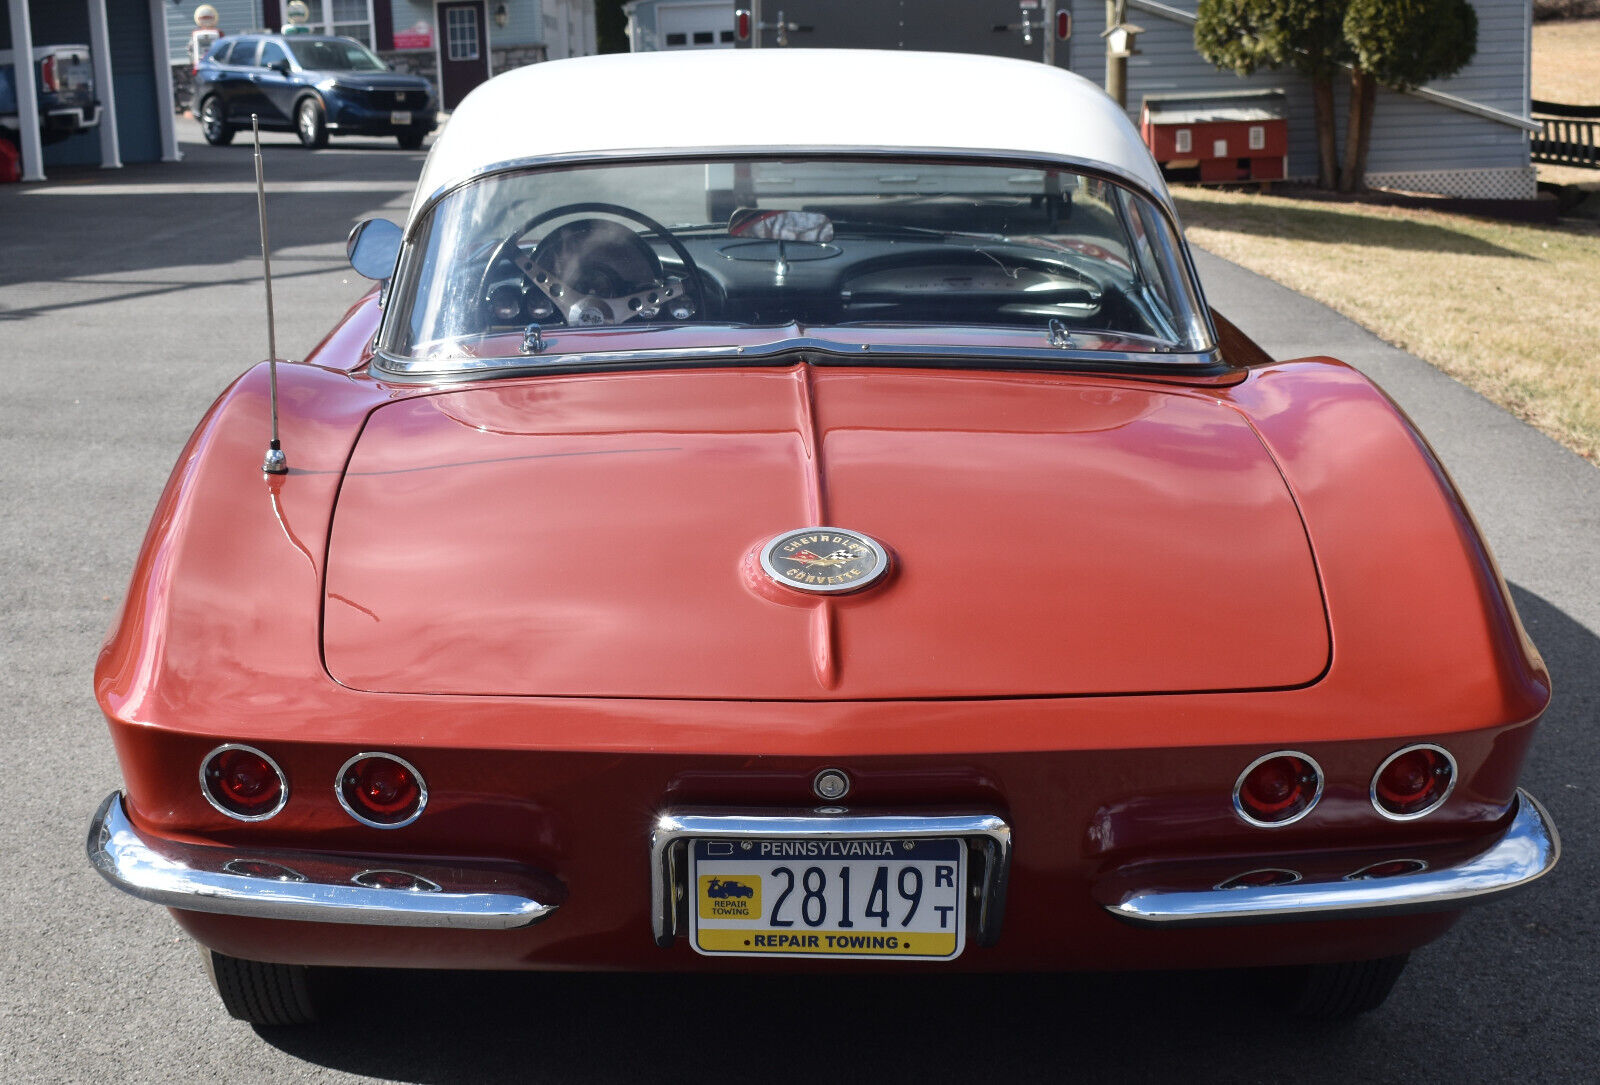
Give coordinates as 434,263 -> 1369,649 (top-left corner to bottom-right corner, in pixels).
1342,0 -> 1478,190
1195,0 -> 1350,189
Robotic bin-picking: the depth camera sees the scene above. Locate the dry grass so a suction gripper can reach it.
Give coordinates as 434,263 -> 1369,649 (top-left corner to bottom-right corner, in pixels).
1533,17 -> 1600,103
1175,188 -> 1600,462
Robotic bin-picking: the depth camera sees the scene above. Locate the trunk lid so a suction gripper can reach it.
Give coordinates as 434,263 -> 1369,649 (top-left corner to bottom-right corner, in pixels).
323,367 -> 1328,699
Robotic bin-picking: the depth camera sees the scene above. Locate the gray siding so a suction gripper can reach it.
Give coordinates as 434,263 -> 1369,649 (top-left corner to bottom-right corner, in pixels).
1096,0 -> 1529,177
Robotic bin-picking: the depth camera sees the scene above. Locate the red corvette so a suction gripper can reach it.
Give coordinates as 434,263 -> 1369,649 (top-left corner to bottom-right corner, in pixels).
87,50 -> 1557,1025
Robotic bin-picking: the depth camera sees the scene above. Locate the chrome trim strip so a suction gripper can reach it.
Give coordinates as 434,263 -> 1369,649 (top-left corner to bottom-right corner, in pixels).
87,792 -> 556,930
375,338 -> 1222,381
1108,789 -> 1559,927
1370,743 -> 1458,822
650,809 -> 1012,949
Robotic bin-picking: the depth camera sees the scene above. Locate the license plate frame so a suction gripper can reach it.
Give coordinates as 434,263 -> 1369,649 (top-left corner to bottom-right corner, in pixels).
688,836 -> 967,960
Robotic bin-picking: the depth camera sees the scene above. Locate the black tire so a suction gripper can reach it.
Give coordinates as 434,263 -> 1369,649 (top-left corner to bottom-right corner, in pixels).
295,96 -> 329,149
202,949 -> 319,1026
198,96 -> 234,146
396,129 -> 426,150
1278,954 -> 1410,1020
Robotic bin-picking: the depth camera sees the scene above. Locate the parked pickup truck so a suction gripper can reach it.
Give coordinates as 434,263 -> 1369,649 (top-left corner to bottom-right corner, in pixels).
0,44 -> 100,148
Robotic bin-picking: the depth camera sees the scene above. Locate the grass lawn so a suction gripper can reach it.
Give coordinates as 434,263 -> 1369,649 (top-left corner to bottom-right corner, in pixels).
1175,188 -> 1600,463
1533,17 -> 1600,104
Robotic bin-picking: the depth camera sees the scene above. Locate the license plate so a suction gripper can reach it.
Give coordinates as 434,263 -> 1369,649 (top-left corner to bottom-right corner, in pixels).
391,110 -> 412,126
689,837 -> 966,960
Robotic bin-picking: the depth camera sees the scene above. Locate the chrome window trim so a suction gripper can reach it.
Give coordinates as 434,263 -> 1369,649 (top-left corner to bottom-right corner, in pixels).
199,743 -> 290,822
1370,743 -> 1458,822
1109,789 -> 1559,927
649,809 -> 1012,949
373,339 -> 1227,382
335,751 -> 429,829
1232,750 -> 1325,829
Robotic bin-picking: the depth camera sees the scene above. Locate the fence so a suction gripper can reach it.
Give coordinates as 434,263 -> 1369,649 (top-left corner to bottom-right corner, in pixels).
1531,100 -> 1600,169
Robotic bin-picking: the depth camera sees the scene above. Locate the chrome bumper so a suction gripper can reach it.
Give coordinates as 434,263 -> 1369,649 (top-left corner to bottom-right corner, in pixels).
650,809 -> 1012,948
87,792 -> 558,930
1107,788 -> 1559,927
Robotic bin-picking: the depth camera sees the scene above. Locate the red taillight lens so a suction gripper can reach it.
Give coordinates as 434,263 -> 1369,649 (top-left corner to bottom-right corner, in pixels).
735,9 -> 751,41
1217,868 -> 1300,890
1234,752 -> 1322,827
1372,745 -> 1455,819
200,745 -> 287,820
337,753 -> 427,828
1056,11 -> 1072,40
40,55 -> 59,92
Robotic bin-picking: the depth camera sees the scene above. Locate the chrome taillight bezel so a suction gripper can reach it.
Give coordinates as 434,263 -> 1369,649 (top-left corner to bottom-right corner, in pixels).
1371,743 -> 1457,821
1232,750 -> 1324,828
335,751 -> 428,829
199,743 -> 289,822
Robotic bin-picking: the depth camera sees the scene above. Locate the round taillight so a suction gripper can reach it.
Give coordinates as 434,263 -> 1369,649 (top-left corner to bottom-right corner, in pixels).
200,744 -> 288,821
1234,751 -> 1322,827
337,752 -> 427,828
1372,744 -> 1456,820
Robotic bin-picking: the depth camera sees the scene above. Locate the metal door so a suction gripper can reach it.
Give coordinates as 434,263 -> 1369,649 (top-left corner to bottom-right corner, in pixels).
436,1 -> 488,111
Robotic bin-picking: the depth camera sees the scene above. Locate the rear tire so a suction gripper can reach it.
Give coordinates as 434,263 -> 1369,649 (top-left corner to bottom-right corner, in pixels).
198,96 -> 234,146
295,96 -> 329,149
202,949 -> 320,1026
1278,954 -> 1410,1020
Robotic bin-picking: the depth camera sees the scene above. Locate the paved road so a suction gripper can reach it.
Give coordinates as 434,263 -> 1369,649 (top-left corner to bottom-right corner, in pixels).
2,121 -> 1595,1083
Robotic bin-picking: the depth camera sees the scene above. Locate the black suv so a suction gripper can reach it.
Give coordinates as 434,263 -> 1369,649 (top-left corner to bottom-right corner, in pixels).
195,34 -> 436,150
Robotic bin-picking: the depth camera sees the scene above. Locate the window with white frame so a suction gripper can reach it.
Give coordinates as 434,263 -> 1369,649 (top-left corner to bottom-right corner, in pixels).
293,0 -> 376,47
447,6 -> 481,61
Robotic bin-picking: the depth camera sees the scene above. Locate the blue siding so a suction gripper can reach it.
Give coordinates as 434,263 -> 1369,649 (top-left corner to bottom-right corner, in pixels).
108,0 -> 160,163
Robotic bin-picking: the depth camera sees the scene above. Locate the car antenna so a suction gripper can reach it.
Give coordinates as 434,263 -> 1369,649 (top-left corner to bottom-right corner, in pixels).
253,114 -> 288,475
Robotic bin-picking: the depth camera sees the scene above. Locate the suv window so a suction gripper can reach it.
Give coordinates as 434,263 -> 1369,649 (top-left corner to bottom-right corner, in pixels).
222,39 -> 258,66
258,41 -> 289,69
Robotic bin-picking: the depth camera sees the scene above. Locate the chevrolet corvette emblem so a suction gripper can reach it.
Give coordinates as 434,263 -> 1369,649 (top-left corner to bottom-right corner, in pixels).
760,528 -> 889,594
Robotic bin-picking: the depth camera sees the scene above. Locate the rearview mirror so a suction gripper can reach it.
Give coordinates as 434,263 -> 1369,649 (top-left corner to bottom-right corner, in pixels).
268,59 -> 291,75
728,208 -> 835,243
347,218 -> 403,281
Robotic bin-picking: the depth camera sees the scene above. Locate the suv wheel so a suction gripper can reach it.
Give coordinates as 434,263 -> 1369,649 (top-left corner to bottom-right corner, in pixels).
199,96 -> 234,146
295,97 -> 329,149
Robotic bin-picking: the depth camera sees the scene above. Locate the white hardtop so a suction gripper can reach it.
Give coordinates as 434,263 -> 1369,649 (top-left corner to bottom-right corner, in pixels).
410,49 -> 1170,224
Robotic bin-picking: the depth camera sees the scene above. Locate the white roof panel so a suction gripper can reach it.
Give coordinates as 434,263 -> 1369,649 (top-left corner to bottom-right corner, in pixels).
410,49 -> 1169,223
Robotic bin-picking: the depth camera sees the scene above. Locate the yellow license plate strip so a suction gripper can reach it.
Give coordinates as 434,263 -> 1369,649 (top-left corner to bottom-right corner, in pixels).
689,837 -> 966,960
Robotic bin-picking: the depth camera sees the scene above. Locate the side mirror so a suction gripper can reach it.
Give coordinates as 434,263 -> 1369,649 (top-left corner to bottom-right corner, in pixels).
268,59 -> 292,75
347,218 -> 403,281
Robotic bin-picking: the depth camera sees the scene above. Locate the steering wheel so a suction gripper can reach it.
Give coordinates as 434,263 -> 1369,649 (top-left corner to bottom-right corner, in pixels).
479,201 -> 705,328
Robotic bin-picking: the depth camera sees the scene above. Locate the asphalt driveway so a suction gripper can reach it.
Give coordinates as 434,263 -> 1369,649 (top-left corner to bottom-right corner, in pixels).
1,118 -> 1595,1083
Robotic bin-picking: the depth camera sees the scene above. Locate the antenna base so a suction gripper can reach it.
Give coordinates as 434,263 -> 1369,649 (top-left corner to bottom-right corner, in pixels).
263,446 -> 288,475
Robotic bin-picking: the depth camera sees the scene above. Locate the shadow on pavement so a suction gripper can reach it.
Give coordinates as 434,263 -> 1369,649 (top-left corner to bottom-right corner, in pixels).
0,123 -> 426,291
256,581 -> 1594,1084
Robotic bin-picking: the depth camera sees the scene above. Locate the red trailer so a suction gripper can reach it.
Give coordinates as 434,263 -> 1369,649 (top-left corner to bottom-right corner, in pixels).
1140,89 -> 1288,184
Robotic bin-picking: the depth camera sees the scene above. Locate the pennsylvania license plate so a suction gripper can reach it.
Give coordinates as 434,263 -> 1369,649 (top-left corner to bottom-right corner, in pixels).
689,837 -> 966,960
391,110 -> 412,125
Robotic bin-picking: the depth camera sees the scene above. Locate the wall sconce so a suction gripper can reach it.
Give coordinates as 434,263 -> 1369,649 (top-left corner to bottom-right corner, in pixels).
494,3 -> 509,28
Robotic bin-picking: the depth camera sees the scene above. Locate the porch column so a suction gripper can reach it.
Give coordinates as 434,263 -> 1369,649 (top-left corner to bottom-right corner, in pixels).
87,0 -> 121,168
147,0 -> 179,161
6,0 -> 45,181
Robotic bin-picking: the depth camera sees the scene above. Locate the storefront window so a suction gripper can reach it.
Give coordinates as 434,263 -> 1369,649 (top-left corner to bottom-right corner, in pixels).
295,0 -> 375,48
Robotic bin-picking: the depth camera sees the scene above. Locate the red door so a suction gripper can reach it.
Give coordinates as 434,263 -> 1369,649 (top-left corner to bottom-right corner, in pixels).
437,1 -> 489,110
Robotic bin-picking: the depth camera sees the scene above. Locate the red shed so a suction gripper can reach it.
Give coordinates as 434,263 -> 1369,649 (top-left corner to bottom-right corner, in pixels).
1140,89 -> 1288,184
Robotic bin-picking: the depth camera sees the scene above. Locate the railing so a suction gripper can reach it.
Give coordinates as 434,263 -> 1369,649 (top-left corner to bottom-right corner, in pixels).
1532,99 -> 1600,169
